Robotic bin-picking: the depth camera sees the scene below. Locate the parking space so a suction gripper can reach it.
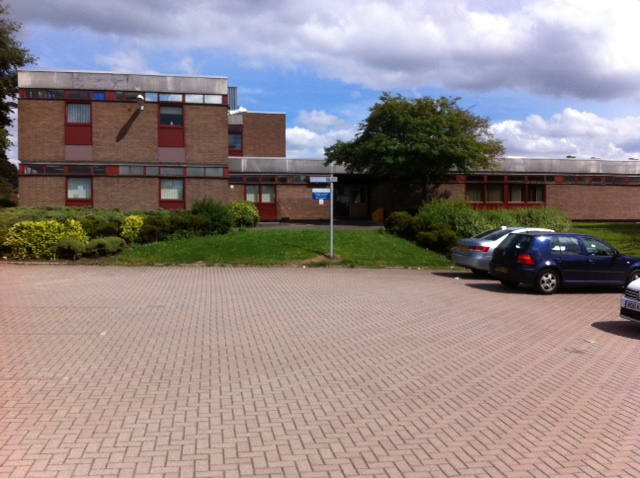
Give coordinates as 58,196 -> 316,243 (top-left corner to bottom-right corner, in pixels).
1,264 -> 640,477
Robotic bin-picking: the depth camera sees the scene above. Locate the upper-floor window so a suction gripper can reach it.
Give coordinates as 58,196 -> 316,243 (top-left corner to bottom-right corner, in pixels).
67,103 -> 91,123
229,125 -> 243,155
160,106 -> 183,126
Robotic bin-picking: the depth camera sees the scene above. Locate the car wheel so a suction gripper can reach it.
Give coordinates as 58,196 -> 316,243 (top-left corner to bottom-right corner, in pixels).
534,269 -> 560,294
499,279 -> 519,288
471,268 -> 488,276
626,269 -> 640,286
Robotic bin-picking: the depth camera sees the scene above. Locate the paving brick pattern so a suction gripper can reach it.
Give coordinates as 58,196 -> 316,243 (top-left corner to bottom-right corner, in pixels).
1,264 -> 640,477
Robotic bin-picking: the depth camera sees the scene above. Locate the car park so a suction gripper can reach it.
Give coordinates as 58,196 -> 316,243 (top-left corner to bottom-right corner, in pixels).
490,232 -> 640,294
451,226 -> 554,275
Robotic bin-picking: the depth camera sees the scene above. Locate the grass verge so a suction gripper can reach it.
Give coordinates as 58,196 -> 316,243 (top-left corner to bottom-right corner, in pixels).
105,229 -> 453,268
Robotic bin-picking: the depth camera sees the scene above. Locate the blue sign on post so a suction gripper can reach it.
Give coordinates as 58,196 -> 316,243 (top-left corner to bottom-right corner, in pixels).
312,188 -> 331,200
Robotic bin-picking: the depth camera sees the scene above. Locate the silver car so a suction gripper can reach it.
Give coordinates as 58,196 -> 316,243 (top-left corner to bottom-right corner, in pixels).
452,226 -> 555,276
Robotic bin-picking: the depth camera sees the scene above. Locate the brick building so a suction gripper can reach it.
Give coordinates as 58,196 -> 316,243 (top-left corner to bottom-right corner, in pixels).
17,70 -> 338,221
16,70 -> 640,222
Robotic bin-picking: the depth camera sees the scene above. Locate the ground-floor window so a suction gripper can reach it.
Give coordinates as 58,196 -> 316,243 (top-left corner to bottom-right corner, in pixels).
66,177 -> 93,207
161,179 -> 184,200
466,183 -> 545,205
160,178 -> 185,210
67,177 -> 92,199
246,184 -> 275,203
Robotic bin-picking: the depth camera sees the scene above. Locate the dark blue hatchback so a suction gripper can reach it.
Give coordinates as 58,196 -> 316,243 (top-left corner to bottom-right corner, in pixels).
489,232 -> 640,294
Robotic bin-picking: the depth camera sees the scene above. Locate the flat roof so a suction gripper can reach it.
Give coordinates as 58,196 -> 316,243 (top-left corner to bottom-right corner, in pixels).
18,70 -> 228,95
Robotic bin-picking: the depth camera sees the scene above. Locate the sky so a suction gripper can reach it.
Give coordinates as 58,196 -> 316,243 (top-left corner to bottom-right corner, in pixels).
6,0 -> 640,164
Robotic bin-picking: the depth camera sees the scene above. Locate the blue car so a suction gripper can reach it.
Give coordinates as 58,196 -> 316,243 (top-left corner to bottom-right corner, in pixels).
489,232 -> 640,294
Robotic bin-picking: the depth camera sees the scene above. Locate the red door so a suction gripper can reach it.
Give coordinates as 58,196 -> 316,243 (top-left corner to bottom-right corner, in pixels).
247,185 -> 277,221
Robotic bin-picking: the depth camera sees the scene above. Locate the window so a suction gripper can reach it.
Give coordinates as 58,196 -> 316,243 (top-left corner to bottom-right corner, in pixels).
67,178 -> 92,199
160,106 -> 183,126
159,93 -> 183,102
261,185 -> 275,203
528,185 -> 545,202
584,238 -> 615,257
229,125 -> 242,154
68,166 -> 92,175
246,185 -> 259,202
466,184 -> 484,202
551,237 -> 582,255
160,167 -> 183,176
185,94 -> 204,104
120,165 -> 145,175
187,167 -> 205,177
67,90 -> 91,100
206,167 -> 224,177
486,184 -> 504,202
25,165 -> 45,174
67,103 -> 91,123
161,179 -> 184,200
509,185 -> 525,202
204,94 -> 223,104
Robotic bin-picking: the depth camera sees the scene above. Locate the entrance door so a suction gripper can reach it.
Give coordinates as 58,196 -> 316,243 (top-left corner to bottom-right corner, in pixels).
247,184 -> 277,221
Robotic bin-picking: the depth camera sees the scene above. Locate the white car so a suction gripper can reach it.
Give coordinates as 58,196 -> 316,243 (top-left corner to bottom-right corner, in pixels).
451,226 -> 555,276
620,278 -> 640,324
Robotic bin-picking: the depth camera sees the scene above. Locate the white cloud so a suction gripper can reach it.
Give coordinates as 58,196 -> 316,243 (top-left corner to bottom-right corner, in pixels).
10,0 -> 640,100
492,108 -> 640,159
287,110 -> 357,159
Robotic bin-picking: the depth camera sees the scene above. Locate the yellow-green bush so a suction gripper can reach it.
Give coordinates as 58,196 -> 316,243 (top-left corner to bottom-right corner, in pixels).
120,215 -> 144,243
228,200 -> 260,227
3,219 -> 89,260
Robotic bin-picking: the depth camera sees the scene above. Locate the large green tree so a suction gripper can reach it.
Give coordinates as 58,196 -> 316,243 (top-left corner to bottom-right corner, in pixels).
0,1 -> 36,191
324,92 -> 505,202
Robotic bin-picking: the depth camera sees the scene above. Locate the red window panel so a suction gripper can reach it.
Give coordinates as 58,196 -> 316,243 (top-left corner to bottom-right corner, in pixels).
158,128 -> 185,147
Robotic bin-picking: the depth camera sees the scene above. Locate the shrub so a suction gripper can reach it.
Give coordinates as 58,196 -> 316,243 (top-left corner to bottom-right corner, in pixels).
228,200 -> 260,227
56,237 -> 87,260
170,213 -> 214,236
121,215 -> 145,243
416,199 -> 489,238
3,219 -> 89,260
85,236 -> 126,257
415,223 -> 458,255
137,214 -> 173,243
190,197 -> 234,235
384,211 -> 418,240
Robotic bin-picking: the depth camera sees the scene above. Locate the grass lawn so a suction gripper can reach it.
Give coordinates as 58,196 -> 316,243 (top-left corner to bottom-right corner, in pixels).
106,228 -> 454,268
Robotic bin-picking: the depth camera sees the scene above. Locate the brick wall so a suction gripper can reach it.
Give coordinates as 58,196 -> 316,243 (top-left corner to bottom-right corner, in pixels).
185,105 -> 229,164
547,184 -> 640,221
242,113 -> 286,158
93,103 -> 158,163
277,185 -> 330,220
18,100 -> 65,161
185,178 -> 231,207
18,176 -> 66,206
93,177 -> 158,211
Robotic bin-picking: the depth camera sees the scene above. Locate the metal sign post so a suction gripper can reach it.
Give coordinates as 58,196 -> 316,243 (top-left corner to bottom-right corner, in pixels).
330,175 -> 334,258
309,176 -> 338,259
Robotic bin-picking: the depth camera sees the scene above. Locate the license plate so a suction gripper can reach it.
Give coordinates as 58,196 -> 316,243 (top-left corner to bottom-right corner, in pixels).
495,266 -> 508,274
625,300 -> 640,312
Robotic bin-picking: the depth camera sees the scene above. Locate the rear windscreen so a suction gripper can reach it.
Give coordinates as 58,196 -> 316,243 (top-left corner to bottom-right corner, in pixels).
501,233 -> 533,251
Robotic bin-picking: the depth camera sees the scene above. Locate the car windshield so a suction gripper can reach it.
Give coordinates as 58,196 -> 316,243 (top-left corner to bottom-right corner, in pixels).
473,227 -> 511,241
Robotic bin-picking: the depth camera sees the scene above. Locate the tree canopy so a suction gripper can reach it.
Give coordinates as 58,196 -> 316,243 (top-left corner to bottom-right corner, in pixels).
0,1 -> 36,191
324,93 -> 505,198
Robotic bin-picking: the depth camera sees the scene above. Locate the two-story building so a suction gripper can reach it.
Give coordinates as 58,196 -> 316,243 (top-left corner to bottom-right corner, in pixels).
15,70 -> 640,222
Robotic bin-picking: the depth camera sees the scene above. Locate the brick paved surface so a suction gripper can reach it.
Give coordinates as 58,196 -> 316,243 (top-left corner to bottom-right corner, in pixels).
1,264 -> 640,477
